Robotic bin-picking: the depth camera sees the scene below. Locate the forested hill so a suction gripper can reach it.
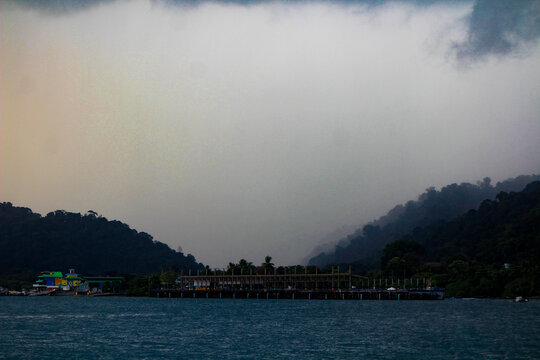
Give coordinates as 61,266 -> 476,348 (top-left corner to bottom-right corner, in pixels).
0,204 -> 204,275
308,174 -> 540,267
401,181 -> 540,265
380,181 -> 540,297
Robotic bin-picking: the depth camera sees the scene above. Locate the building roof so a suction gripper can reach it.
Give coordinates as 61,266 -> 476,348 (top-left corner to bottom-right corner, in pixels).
39,271 -> 63,278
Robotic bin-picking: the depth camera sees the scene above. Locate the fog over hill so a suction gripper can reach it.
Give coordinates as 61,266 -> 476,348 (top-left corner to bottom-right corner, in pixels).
2,0 -> 539,266
308,174 -> 540,267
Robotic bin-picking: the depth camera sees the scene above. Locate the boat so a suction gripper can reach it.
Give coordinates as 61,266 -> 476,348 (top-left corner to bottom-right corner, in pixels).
29,289 -> 57,296
513,296 -> 528,303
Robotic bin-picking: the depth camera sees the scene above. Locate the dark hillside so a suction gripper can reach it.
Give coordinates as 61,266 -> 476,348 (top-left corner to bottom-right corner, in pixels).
380,181 -> 540,297
309,174 -> 540,267
0,203 -> 203,276
414,181 -> 540,265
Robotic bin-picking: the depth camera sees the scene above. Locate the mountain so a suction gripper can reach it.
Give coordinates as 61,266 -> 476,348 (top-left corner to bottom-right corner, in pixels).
380,181 -> 540,297
0,203 -> 204,276
407,181 -> 540,265
301,224 -> 358,265
308,174 -> 540,267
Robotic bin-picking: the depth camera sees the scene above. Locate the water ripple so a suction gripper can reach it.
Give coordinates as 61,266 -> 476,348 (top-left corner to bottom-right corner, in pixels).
0,298 -> 538,359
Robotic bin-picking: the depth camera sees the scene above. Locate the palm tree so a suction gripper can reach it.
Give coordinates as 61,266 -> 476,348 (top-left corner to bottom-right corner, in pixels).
227,262 -> 237,275
238,259 -> 254,274
262,256 -> 274,274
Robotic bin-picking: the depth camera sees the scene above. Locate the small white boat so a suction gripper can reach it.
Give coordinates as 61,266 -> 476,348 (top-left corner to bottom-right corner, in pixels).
513,296 -> 528,303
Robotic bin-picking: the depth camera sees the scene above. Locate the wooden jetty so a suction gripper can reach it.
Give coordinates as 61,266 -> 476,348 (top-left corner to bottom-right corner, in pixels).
154,272 -> 444,300
176,271 -> 358,291
154,288 -> 444,300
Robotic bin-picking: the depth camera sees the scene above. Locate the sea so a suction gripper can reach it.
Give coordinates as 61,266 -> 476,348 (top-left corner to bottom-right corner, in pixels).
0,297 -> 538,359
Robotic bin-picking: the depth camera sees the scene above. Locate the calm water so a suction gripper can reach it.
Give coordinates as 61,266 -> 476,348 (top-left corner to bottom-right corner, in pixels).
0,297 -> 538,359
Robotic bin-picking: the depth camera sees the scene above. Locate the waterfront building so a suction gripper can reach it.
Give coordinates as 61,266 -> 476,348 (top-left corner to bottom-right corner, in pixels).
61,269 -> 81,290
34,271 -> 64,290
85,276 -> 124,292
32,269 -> 123,294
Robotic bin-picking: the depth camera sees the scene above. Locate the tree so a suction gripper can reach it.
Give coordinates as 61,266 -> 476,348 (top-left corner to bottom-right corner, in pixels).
238,259 -> 254,274
160,269 -> 177,288
262,256 -> 274,274
381,239 -> 424,271
386,257 -> 406,277
227,262 -> 238,275
227,259 -> 255,275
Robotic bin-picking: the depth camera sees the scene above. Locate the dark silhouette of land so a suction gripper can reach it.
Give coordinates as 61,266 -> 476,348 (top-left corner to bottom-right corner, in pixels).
0,205 -> 203,289
309,174 -> 540,268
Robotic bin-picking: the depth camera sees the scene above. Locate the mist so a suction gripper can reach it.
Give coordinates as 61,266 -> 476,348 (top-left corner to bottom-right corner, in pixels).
1,0 -> 539,267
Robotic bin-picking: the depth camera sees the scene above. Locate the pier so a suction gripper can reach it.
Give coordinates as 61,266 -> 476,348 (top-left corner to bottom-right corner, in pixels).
154,272 -> 444,300
154,288 -> 444,300
175,271 -> 358,291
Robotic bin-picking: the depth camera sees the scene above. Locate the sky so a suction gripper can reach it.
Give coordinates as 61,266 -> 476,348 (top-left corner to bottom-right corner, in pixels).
1,0 -> 539,267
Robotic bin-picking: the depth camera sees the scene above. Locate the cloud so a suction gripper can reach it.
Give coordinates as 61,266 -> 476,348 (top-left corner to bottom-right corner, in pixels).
5,0 -> 115,13
1,0 -> 539,267
9,0 -> 540,63
453,0 -> 540,61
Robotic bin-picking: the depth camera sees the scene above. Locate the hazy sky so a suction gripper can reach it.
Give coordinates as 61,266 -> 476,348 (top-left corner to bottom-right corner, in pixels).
1,0 -> 539,267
